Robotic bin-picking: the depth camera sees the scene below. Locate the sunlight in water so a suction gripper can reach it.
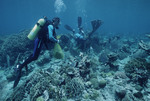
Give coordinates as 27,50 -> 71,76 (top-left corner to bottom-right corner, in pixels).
54,0 -> 66,14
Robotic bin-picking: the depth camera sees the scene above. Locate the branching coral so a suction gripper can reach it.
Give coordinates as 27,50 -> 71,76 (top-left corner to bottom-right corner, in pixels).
124,58 -> 150,86
77,53 -> 91,78
64,77 -> 84,98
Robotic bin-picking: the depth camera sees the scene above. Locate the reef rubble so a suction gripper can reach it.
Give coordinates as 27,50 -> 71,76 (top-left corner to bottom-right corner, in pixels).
0,30 -> 150,101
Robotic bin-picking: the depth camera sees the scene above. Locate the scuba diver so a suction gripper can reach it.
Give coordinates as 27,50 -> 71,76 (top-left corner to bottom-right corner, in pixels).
64,16 -> 102,40
64,17 -> 85,40
13,16 -> 60,88
64,16 -> 102,50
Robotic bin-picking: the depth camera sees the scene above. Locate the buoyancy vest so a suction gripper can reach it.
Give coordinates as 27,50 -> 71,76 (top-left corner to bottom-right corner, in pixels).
38,20 -> 56,42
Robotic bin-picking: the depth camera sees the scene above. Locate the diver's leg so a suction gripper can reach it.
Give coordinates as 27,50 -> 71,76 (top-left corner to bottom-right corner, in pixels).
21,38 -> 43,68
13,38 -> 43,88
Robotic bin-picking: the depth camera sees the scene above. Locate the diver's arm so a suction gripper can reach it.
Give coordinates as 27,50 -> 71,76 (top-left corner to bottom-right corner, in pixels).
48,25 -> 58,43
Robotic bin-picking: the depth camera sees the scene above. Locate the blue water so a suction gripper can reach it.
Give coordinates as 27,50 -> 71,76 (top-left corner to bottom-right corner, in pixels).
0,0 -> 150,34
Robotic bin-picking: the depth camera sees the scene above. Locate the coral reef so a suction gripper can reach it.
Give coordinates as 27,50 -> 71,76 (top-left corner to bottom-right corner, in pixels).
65,77 -> 84,98
0,30 -> 33,67
2,30 -> 150,101
5,54 -> 92,101
124,58 -> 150,86
139,40 -> 150,54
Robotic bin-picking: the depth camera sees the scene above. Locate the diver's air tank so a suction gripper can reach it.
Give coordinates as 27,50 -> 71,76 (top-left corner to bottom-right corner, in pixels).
27,18 -> 46,40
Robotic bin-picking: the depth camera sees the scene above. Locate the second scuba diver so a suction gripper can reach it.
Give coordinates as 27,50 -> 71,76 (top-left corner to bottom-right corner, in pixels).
13,16 -> 60,88
64,16 -> 102,40
64,16 -> 102,50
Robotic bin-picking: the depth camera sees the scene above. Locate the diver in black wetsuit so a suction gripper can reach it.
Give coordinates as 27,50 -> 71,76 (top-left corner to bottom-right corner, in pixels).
13,17 -> 60,88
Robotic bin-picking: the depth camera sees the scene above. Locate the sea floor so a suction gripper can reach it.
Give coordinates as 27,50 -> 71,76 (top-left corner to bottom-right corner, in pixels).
0,31 -> 150,101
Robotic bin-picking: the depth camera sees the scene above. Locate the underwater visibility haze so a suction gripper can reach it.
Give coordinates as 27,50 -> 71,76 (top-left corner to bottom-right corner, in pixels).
0,0 -> 150,34
1,0 -> 150,101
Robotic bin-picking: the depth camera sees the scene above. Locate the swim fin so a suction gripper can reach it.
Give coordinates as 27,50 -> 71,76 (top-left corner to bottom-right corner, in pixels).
92,20 -> 102,33
64,25 -> 75,33
13,65 -> 22,88
89,20 -> 102,38
78,16 -> 82,28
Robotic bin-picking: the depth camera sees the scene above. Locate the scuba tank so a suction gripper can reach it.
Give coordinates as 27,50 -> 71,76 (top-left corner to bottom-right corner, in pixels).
27,18 -> 46,40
